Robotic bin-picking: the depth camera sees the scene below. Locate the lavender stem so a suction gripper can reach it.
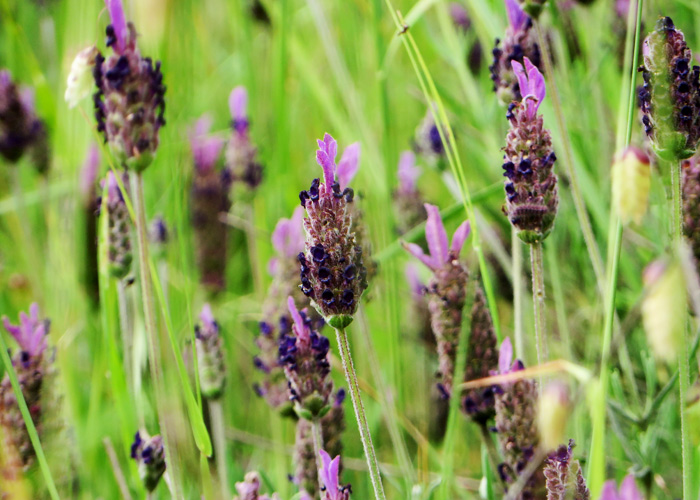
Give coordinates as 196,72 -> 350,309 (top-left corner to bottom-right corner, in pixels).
512,228 -> 525,360
333,326 -> 386,500
530,241 -> 547,366
311,417 -> 326,493
208,399 -> 230,500
117,279 -> 134,395
131,171 -> 183,500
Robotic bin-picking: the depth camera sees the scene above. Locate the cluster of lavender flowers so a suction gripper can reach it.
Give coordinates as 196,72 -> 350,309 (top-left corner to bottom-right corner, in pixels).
543,439 -> 589,500
639,17 -> 700,161
490,0 -> 542,105
0,70 -> 49,173
298,134 -> 368,326
502,57 -> 558,243
0,304 -> 51,471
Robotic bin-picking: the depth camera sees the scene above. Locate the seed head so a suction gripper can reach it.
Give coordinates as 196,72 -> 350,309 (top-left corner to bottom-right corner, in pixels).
639,17 -> 700,161
502,57 -> 558,243
92,0 -> 166,171
299,133 -> 368,326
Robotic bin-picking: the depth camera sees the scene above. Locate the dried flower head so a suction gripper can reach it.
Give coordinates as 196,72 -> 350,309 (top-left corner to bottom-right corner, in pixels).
195,304 -> 226,399
298,134 -> 368,327
612,146 -> 651,225
319,450 -> 352,500
639,17 -> 700,161
65,46 -> 99,108
226,86 -> 263,189
190,116 -> 231,293
0,304 -> 50,470
490,0 -> 541,105
92,0 -> 166,171
404,204 -> 471,396
543,440 -> 589,500
279,297 -> 333,419
502,57 -> 558,243
642,259 -> 685,362
0,70 -> 46,163
103,171 -> 133,279
130,430 -> 166,492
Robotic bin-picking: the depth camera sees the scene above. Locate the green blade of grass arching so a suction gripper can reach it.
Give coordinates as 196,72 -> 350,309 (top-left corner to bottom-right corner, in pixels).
586,0 -> 644,494
0,330 -> 60,500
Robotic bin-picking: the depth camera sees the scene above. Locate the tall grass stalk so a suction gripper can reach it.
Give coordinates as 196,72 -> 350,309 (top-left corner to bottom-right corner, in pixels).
530,242 -> 547,365
513,230 -> 525,360
333,325 -> 386,500
0,329 -> 59,500
587,0 -> 643,493
117,280 -> 134,395
208,399 -> 230,499
131,171 -> 183,500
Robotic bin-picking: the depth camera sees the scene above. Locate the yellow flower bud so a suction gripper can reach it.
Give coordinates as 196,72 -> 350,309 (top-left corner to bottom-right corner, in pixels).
642,259 -> 686,362
537,381 -> 570,451
612,146 -> 651,225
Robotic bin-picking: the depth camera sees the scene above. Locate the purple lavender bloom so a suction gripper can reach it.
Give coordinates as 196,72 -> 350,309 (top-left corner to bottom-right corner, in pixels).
336,142 -> 360,190
279,297 -> 333,419
271,206 -> 306,264
413,109 -> 448,166
194,304 -> 226,399
130,430 -> 166,492
599,475 -> 642,500
450,3 -> 471,31
0,304 -> 51,469
543,440 -> 589,500
489,0 -> 541,105
190,117 -> 231,293
639,17 -> 700,161
103,171 -> 133,279
226,86 -> 263,189
394,151 -> 426,234
299,133 -> 368,325
92,0 -> 166,171
319,450 -> 351,500
503,57 -> 558,244
404,204 -> 471,396
0,70 -> 46,163
234,471 -> 280,500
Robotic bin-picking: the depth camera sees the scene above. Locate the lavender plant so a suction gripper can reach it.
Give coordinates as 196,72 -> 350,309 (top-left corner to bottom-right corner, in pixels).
227,86 -> 263,190
190,115 -> 230,293
319,450 -> 352,500
130,430 -> 166,493
543,440 -> 589,500
101,171 -> 132,279
234,471 -> 280,500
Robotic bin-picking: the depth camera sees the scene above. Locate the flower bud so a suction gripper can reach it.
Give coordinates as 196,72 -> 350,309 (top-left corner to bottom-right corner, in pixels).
612,146 -> 651,224
130,430 -> 166,492
537,381 -> 570,451
642,259 -> 686,362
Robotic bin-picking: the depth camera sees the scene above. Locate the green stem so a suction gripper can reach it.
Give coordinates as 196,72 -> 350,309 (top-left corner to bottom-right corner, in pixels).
530,242 -> 547,366
534,23 -> 605,291
131,172 -> 182,500
478,423 -> 506,494
209,399 -> 230,500
311,417 -> 325,493
333,325 -> 386,500
117,279 -> 134,399
0,332 -> 59,499
513,230 -> 525,360
672,158 -> 691,499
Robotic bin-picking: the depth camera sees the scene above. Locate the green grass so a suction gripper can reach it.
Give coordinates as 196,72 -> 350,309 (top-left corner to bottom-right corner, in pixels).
1,0 -> 699,498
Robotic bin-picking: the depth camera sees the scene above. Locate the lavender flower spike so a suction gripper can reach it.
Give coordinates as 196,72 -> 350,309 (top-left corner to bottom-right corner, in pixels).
130,430 -> 166,492
403,204 -> 471,396
234,471 -> 280,500
104,171 -> 133,279
394,151 -> 426,234
195,304 -> 226,399
299,133 -> 369,326
319,450 -> 352,500
92,0 -> 166,171
1,304 -> 51,469
226,85 -> 263,189
502,57 -> 558,243
191,115 -> 225,173
272,206 -> 306,261
0,70 -> 46,163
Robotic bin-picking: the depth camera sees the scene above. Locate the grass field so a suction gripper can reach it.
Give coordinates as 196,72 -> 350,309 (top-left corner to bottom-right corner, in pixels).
1,0 -> 700,498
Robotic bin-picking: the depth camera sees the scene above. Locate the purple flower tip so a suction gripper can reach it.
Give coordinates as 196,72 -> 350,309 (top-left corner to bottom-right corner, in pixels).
105,0 -> 128,54
287,296 -> 310,342
397,151 -> 420,192
271,206 -> 305,259
106,171 -> 123,203
316,133 -> 338,187
190,115 -> 225,173
336,142 -> 361,190
512,57 -> 546,118
199,303 -> 216,331
505,0 -> 528,32
319,449 -> 342,500
229,86 -> 248,130
404,204 -> 470,271
405,263 -> 426,298
498,337 -> 514,374
2,303 -> 48,358
80,144 -> 100,198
